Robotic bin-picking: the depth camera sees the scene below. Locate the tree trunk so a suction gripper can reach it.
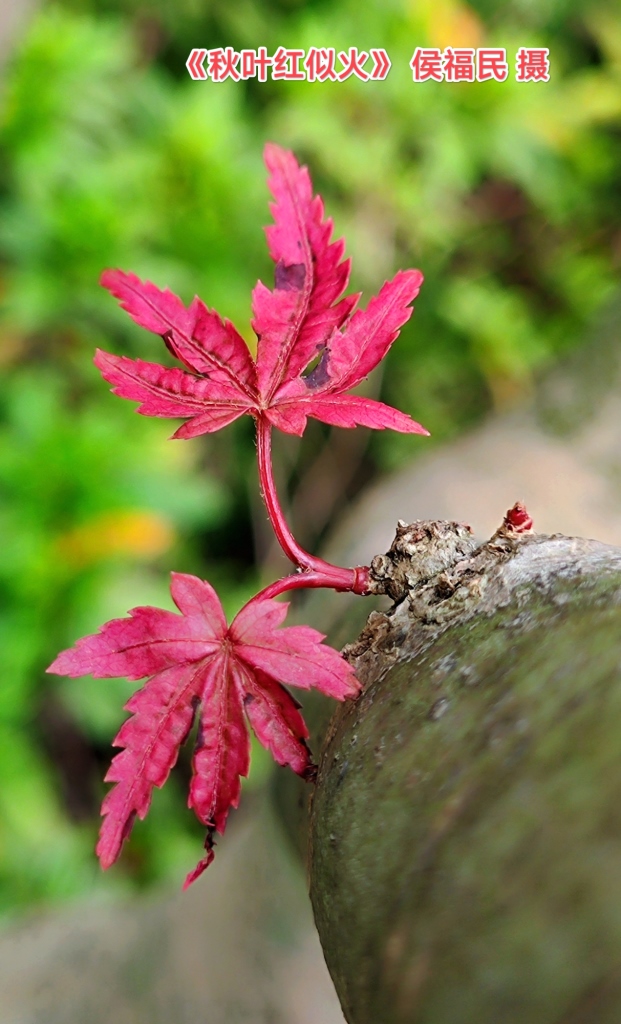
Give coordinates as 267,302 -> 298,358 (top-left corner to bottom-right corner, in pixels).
302,515 -> 621,1024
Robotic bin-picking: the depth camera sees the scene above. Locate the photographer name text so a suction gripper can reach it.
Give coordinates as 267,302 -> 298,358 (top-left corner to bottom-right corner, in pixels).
186,46 -> 550,84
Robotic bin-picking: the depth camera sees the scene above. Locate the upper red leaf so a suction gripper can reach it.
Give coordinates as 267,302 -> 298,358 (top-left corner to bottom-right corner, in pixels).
93,350 -> 253,436
97,145 -> 428,440
47,573 -> 359,879
308,269 -> 424,394
252,143 -> 357,398
101,270 -> 257,390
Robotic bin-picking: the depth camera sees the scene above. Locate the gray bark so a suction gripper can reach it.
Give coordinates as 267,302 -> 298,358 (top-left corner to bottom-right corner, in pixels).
305,518 -> 621,1024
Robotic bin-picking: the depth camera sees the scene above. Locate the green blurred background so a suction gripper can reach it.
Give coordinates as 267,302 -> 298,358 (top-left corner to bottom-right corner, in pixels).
0,0 -> 619,916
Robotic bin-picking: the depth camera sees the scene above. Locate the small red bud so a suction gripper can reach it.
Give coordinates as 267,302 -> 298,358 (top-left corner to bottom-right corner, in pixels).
503,502 -> 533,534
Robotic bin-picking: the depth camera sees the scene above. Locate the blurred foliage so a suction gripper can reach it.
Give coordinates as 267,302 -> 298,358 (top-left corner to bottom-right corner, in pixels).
0,0 -> 619,913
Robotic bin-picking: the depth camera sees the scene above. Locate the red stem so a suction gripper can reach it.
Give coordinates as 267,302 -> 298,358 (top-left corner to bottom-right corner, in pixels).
250,568 -> 368,606
255,416 -> 369,595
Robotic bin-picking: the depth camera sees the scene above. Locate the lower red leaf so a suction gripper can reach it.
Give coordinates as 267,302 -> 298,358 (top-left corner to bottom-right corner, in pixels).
242,667 -> 313,777
96,661 -> 206,868
48,573 -> 360,880
188,655 -> 250,833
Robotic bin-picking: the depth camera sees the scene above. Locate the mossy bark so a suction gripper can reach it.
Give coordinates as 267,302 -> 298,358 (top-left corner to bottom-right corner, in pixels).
306,521 -> 621,1024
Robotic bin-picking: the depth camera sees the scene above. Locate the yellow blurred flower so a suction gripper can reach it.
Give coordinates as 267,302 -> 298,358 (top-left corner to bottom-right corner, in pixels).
411,0 -> 484,50
57,510 -> 175,567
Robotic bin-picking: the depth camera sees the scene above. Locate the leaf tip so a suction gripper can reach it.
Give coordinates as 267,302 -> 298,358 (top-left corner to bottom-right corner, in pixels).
263,140 -> 289,168
183,829 -> 216,889
302,762 -> 318,783
96,808 -> 137,870
100,267 -> 127,294
46,653 -> 65,675
46,647 -> 81,678
93,348 -> 116,373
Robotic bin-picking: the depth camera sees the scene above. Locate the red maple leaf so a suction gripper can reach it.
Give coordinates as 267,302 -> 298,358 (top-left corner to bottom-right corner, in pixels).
47,573 -> 359,885
95,143 -> 428,439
